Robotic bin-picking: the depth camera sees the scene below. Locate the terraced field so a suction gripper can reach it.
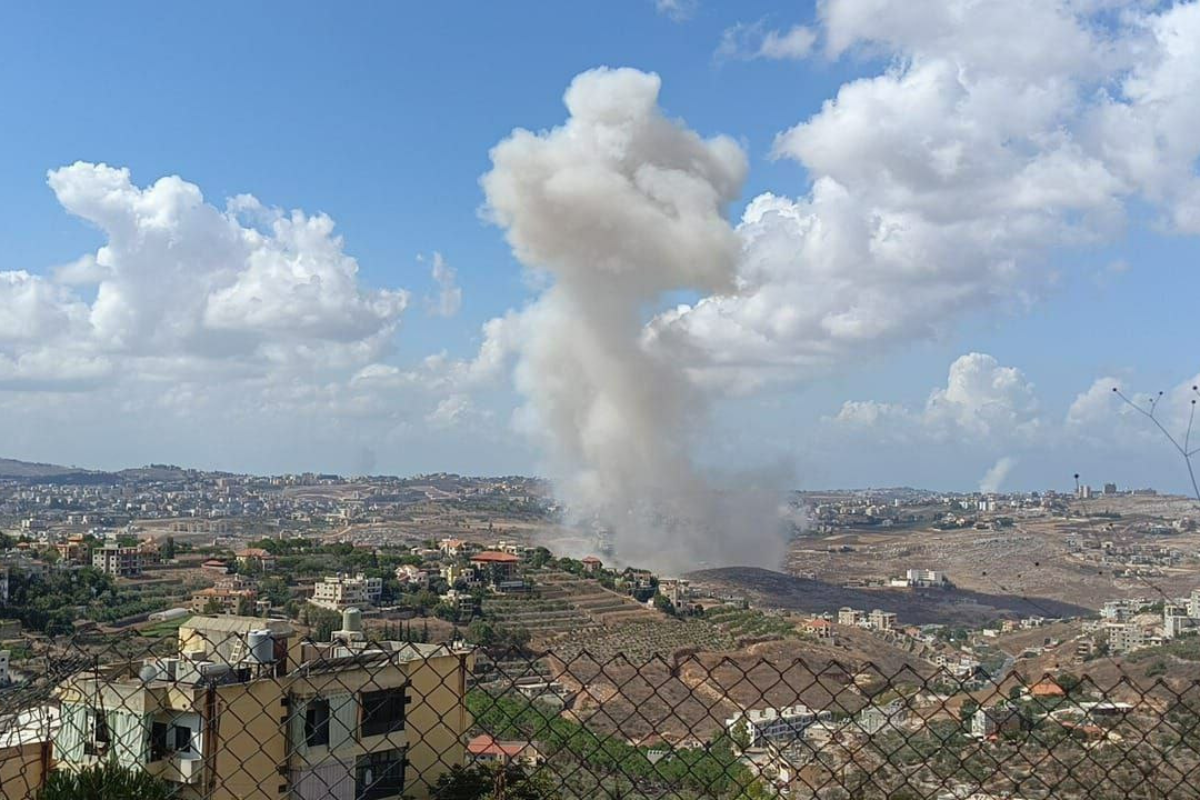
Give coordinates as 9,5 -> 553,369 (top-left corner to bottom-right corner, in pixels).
702,607 -> 800,641
482,571 -> 660,643
550,619 -> 735,663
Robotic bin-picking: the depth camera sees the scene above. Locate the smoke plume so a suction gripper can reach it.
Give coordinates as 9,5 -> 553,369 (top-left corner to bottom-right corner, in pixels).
979,456 -> 1018,494
481,67 -> 788,571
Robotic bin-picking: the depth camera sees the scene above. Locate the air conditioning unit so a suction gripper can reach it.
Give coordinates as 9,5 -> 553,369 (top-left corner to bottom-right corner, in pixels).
175,754 -> 202,783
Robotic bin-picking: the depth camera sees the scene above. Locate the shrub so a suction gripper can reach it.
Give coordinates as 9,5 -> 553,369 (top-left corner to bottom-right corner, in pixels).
39,762 -> 171,800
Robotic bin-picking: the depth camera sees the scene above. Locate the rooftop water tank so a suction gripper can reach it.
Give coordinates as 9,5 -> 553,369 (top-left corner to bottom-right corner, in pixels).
342,607 -> 363,634
246,629 -> 275,664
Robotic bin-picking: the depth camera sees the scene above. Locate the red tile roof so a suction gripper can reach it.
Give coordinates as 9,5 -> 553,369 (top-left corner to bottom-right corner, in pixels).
1030,680 -> 1066,697
470,551 -> 521,563
467,734 -> 534,758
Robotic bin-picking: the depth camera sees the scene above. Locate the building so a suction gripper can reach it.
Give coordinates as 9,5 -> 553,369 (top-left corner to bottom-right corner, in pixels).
1164,604 -> 1192,639
438,539 -> 469,557
658,578 -> 692,608
857,702 -> 908,735
55,534 -> 89,564
190,587 -> 257,615
903,569 -> 947,588
91,541 -> 142,577
726,705 -> 832,748
201,559 -> 230,575
971,705 -> 1022,739
1189,588 -> 1200,620
837,608 -> 862,626
395,565 -> 430,586
1029,679 -> 1066,700
1108,623 -> 1145,654
803,619 -> 834,640
0,706 -> 56,800
581,556 -> 603,573
235,548 -> 276,572
310,574 -> 384,611
50,614 -> 473,800
466,734 -> 543,767
869,609 -> 897,631
469,551 -> 521,586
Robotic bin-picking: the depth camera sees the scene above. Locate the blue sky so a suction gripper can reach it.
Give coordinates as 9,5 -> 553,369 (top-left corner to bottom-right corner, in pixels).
0,1 -> 1198,495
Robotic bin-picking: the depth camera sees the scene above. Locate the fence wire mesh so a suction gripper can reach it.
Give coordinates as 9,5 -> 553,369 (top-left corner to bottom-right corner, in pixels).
0,621 -> 1197,800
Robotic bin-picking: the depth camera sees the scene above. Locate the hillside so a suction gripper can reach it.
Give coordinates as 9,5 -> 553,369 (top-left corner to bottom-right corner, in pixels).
688,567 -> 1091,626
0,457 -> 89,480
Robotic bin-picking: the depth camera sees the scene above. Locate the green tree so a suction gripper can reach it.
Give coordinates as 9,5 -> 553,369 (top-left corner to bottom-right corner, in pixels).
258,576 -> 291,607
162,537 -> 176,560
431,763 -> 561,800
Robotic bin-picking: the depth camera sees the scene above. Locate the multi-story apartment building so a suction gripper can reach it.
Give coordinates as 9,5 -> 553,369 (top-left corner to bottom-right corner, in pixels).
1189,588 -> 1200,620
837,607 -> 862,626
189,587 -> 257,615
1164,604 -> 1193,639
869,609 -> 897,631
50,614 -> 472,800
91,541 -> 142,577
725,705 -> 832,748
1109,622 -> 1145,654
310,574 -> 383,611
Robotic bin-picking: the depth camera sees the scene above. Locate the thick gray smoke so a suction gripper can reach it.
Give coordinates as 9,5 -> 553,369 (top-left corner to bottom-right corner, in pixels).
481,67 -> 789,572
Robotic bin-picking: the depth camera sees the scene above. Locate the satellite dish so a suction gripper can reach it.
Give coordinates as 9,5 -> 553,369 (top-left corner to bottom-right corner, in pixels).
139,664 -> 160,683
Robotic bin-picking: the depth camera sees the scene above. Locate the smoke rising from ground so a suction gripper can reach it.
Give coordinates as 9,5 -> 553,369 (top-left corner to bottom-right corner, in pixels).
481,67 -> 788,572
980,456 -> 1018,494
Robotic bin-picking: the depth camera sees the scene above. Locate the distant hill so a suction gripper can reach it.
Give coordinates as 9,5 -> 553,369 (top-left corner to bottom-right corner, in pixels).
0,457 -> 91,480
687,566 -> 1092,627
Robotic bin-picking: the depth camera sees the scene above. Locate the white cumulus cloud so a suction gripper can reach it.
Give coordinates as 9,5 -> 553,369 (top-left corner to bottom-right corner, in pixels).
655,0 -> 1200,389
717,22 -> 817,61
830,353 -> 1042,444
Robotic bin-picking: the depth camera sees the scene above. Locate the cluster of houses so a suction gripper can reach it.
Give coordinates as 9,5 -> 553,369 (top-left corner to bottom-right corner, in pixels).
1099,588 -> 1200,654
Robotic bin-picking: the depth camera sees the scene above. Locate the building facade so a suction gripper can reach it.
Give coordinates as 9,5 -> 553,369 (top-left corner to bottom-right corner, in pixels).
50,616 -> 472,800
310,574 -> 384,611
92,541 -> 143,577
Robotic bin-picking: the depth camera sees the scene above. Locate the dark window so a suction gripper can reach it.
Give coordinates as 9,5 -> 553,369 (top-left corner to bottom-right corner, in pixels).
304,699 -> 331,747
85,712 -> 111,756
150,722 -> 169,761
174,725 -> 192,752
355,749 -> 405,800
360,689 -> 407,737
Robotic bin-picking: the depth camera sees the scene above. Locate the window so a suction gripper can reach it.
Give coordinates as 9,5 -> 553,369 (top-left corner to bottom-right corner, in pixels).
304,699 -> 331,747
94,712 -> 110,744
360,689 -> 407,737
150,722 -> 169,761
355,749 -> 405,800
174,724 -> 193,753
85,711 -> 110,756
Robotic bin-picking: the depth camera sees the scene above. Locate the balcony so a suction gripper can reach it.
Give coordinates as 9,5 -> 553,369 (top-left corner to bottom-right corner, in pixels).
147,752 -> 203,785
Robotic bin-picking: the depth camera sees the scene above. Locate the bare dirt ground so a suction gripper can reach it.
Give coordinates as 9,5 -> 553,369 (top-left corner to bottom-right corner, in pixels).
776,496 -> 1200,614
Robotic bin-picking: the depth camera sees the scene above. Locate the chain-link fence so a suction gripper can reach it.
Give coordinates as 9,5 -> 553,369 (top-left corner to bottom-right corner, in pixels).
0,618 -> 1197,800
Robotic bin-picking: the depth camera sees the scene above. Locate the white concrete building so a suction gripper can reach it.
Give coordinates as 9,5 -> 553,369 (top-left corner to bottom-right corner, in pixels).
309,574 -> 383,611
726,705 -> 832,748
92,541 -> 143,577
